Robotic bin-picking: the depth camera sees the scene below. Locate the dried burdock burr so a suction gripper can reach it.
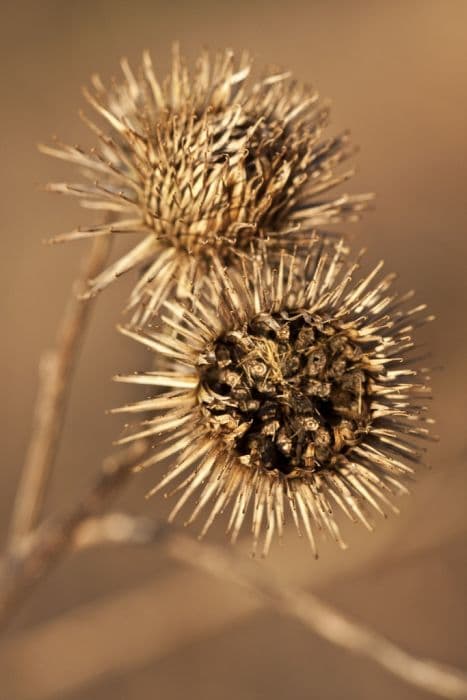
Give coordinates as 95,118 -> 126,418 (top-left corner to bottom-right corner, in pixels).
113,240 -> 434,557
41,45 -> 371,323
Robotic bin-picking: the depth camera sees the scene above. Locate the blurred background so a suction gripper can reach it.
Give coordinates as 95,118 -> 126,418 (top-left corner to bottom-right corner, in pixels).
1,1 -> 466,698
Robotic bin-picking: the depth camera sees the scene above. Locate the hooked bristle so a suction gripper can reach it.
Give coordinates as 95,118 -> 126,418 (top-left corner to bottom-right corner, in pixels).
42,46 -> 372,324
114,241 -> 433,557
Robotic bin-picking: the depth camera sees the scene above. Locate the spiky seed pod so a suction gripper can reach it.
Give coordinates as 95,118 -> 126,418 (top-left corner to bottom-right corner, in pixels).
113,240 -> 434,557
42,46 -> 372,323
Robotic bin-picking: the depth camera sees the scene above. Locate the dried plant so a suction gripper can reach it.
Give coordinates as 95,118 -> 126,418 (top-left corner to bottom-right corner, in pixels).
41,45 -> 371,323
2,45 -> 465,700
114,240 -> 433,556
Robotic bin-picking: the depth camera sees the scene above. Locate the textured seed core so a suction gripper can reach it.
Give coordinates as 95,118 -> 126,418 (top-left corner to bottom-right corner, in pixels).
199,311 -> 371,476
142,110 -> 302,257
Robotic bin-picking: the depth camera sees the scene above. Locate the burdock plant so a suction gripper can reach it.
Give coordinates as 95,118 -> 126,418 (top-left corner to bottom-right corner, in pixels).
41,46 -> 371,323
114,241 -> 433,557
2,45 -> 463,700
37,45 -> 434,557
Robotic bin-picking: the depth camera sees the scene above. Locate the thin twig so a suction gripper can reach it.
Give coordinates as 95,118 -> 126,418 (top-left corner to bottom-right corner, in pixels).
8,237 -> 112,547
2,525 -> 465,700
70,514 -> 467,698
2,497 -> 466,697
75,511 -> 169,548
0,440 -> 148,630
169,534 -> 467,700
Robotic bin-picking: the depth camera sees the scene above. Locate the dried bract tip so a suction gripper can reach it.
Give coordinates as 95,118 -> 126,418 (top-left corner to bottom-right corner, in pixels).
115,241 -> 433,557
42,46 -> 372,321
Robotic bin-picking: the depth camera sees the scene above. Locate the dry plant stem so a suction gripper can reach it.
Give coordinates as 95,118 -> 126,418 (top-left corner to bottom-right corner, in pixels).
1,502 -> 466,698
73,516 -> 467,699
169,535 -> 467,700
8,237 -> 112,547
0,440 -> 148,630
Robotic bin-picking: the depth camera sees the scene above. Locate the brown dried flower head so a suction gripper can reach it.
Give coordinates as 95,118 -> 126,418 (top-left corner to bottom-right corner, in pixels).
113,241 -> 433,557
42,46 -> 371,323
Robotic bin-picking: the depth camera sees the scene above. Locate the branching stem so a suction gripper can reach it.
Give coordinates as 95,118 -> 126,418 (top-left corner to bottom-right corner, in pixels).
8,237 -> 112,546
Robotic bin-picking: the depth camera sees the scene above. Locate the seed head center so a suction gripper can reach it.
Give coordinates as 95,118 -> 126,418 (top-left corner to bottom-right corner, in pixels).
200,311 -> 371,476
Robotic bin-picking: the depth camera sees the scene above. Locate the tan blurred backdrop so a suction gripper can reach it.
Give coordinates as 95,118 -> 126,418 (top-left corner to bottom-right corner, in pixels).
1,1 -> 466,699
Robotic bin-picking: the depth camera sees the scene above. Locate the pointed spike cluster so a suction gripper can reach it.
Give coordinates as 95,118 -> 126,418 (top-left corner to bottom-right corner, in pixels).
114,241 -> 434,556
42,46 -> 371,319
41,47 -> 434,557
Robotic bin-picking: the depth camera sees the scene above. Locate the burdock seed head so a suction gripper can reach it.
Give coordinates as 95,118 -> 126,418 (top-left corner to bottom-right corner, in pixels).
113,240 -> 434,557
41,45 -> 371,322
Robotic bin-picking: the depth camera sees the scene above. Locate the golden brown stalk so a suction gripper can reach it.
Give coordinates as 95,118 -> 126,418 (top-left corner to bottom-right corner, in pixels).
8,237 -> 112,547
0,440 -> 148,630
4,508 -> 465,699
170,535 -> 467,700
